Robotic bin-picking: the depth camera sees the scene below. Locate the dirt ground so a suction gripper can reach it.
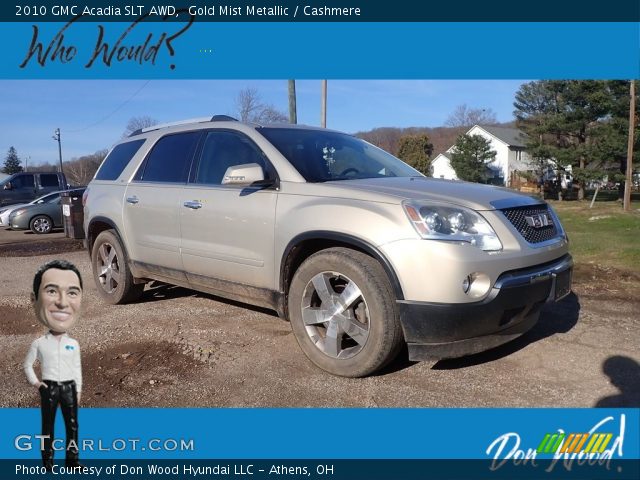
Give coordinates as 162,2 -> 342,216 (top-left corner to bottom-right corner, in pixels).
0,229 -> 638,408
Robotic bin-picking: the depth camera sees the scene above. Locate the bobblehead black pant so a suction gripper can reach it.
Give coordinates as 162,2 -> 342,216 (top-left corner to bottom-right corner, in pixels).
39,381 -> 79,466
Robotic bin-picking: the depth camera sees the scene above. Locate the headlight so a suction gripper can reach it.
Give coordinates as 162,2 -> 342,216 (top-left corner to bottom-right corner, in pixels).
402,201 -> 502,251
12,208 -> 27,217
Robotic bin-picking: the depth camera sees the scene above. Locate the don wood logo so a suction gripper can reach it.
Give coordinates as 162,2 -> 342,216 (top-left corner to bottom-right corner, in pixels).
486,415 -> 627,473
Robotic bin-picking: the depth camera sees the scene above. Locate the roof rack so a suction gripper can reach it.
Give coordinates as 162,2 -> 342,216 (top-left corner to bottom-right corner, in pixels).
129,115 -> 238,137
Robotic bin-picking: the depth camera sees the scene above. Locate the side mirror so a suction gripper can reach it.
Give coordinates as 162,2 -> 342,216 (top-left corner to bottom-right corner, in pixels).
3,182 -> 12,190
221,163 -> 266,186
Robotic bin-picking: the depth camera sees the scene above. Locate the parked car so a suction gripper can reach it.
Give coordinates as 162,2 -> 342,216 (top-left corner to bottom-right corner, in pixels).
0,191 -> 65,226
0,172 -> 68,207
84,116 -> 572,377
8,187 -> 85,234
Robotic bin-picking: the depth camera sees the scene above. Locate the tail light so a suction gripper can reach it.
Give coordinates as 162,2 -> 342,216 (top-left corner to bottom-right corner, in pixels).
82,188 -> 90,207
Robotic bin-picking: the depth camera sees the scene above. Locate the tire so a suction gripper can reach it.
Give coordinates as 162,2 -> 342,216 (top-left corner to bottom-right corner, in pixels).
91,229 -> 144,304
30,215 -> 53,234
288,247 -> 404,377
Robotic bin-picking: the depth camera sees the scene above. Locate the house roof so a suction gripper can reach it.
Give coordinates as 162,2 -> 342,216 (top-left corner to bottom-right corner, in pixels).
475,125 -> 528,148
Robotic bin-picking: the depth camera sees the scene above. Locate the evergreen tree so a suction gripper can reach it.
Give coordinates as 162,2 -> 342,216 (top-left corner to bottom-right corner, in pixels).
591,80 -> 640,198
2,146 -> 22,174
449,134 -> 497,183
396,134 -> 433,175
514,80 -> 613,200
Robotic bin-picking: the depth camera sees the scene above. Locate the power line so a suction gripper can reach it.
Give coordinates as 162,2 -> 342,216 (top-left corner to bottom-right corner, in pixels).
65,80 -> 151,133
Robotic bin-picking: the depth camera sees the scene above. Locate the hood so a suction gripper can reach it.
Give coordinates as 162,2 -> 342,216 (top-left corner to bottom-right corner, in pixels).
323,177 -> 543,211
0,202 -> 29,214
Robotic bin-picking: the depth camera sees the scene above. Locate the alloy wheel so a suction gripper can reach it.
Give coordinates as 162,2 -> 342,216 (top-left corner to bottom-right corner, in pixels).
300,271 -> 370,359
97,242 -> 122,294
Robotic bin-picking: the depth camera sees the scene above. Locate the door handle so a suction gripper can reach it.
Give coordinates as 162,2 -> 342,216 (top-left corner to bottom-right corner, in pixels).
126,196 -> 139,204
183,201 -> 202,210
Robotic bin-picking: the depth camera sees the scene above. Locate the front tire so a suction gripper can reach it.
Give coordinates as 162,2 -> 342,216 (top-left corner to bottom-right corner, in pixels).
30,215 -> 53,234
288,247 -> 403,377
91,229 -> 144,304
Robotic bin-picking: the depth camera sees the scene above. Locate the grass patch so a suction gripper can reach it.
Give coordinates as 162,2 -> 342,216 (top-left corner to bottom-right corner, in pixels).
551,200 -> 640,275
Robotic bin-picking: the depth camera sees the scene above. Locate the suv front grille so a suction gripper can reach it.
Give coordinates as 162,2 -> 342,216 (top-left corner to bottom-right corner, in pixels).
500,204 -> 558,244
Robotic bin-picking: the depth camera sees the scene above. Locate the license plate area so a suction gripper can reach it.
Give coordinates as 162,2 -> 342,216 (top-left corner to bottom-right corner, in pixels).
554,268 -> 572,300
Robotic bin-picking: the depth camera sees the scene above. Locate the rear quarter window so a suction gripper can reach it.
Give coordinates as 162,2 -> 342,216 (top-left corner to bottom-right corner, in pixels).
95,140 -> 145,181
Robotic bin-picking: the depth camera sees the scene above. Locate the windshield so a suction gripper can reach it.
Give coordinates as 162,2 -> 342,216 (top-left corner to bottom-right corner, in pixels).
258,128 -> 421,182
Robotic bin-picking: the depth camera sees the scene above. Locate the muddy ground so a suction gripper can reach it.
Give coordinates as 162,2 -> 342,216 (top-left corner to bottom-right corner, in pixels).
0,230 -> 638,408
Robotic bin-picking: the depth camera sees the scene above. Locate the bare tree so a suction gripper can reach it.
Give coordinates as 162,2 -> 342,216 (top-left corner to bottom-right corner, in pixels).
445,104 -> 498,128
236,88 -> 262,122
255,105 -> 288,124
123,116 -> 158,137
65,150 -> 108,185
235,88 -> 288,124
29,162 -> 58,173
356,127 -> 404,155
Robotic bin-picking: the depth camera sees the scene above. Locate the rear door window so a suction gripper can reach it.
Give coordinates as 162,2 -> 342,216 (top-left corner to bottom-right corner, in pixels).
39,174 -> 59,187
135,132 -> 201,183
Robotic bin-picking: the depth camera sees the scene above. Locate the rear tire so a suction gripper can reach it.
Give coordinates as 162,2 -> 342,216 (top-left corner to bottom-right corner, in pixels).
30,215 -> 53,234
288,247 -> 403,377
91,229 -> 144,304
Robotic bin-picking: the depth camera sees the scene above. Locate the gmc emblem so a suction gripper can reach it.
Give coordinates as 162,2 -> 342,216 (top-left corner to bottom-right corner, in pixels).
525,212 -> 553,229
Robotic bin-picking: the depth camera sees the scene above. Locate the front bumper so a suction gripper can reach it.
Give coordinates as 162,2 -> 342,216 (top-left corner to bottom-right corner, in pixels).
399,254 -> 573,361
8,216 -> 28,230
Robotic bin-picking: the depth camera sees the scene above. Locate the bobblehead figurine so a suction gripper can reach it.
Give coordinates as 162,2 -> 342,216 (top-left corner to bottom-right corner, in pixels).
23,260 -> 83,471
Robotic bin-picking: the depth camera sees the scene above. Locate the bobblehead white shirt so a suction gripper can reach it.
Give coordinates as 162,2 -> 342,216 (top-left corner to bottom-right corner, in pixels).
24,333 -> 82,392
26,268 -> 83,400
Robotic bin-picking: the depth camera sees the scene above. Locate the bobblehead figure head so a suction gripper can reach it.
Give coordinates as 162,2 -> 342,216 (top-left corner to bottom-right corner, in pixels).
32,260 -> 83,334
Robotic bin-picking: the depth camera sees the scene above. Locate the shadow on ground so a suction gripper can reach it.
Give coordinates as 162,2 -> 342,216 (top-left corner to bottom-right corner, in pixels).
595,356 -> 640,407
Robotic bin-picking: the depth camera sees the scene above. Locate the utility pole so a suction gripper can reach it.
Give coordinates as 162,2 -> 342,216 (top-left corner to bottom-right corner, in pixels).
321,80 -> 327,128
624,80 -> 635,212
53,128 -> 64,175
288,80 -> 297,124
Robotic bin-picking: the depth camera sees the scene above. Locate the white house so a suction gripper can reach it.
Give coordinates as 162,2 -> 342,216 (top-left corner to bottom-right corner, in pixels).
431,125 -> 534,186
431,153 -> 457,180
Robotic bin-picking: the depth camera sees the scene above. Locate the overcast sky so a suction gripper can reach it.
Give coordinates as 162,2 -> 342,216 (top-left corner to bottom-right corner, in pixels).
0,79 -> 526,166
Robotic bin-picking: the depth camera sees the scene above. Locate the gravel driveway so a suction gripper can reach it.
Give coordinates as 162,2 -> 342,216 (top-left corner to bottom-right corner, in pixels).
1,234 -> 638,408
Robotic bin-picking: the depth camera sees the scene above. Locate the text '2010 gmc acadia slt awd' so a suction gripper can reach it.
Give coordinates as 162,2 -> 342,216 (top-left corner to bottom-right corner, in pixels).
84,116 -> 572,377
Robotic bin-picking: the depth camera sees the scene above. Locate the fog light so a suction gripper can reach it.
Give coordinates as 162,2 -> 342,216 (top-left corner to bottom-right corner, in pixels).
462,276 -> 471,293
462,272 -> 491,299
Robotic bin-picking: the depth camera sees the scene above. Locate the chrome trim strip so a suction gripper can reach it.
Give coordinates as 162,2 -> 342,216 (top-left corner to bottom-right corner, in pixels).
489,197 -> 544,209
494,255 -> 573,290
